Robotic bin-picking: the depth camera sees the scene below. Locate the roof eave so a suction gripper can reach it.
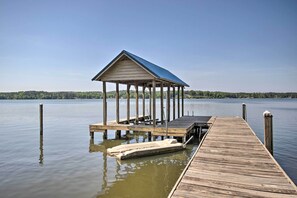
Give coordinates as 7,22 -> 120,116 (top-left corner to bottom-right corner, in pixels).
91,50 -> 126,81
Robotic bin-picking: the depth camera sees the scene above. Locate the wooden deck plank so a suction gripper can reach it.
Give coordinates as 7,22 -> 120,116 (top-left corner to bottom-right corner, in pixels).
169,117 -> 297,198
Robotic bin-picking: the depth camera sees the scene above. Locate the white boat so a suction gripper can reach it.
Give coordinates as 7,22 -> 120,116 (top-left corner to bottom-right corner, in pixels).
107,139 -> 187,160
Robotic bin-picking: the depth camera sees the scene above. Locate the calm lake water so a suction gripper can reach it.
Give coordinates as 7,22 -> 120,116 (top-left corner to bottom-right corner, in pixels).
0,99 -> 296,198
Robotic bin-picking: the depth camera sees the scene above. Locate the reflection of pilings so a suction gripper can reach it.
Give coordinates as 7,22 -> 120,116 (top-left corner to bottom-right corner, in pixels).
102,151 -> 107,191
89,138 -> 94,153
39,135 -> 43,165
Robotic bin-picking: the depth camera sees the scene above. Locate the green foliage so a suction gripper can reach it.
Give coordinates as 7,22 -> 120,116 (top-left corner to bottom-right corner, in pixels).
0,90 -> 296,100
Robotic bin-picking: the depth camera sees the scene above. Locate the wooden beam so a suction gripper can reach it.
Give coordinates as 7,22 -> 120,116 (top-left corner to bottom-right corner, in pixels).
103,81 -> 107,125
167,85 -> 171,122
181,86 -> 184,116
172,86 -> 175,120
127,84 -> 130,123
152,80 -> 156,127
135,84 -> 139,124
142,85 -> 145,118
178,86 -> 180,118
116,82 -> 119,124
160,83 -> 164,124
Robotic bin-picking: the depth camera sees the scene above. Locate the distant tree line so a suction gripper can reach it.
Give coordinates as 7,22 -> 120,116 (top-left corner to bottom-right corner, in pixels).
0,90 -> 296,100
184,90 -> 297,99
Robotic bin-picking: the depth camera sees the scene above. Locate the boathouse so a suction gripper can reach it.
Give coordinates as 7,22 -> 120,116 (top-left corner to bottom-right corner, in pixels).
90,50 -> 189,139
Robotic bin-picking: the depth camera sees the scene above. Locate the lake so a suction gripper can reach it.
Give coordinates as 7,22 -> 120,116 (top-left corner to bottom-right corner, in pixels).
0,99 -> 296,198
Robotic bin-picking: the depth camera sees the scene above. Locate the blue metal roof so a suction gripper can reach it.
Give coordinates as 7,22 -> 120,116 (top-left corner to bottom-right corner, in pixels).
92,50 -> 189,87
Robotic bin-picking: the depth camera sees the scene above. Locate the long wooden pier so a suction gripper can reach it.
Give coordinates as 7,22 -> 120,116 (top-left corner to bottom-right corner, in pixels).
169,117 -> 297,197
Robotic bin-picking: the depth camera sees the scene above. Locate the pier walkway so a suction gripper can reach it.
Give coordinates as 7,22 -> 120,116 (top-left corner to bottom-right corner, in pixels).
169,117 -> 297,198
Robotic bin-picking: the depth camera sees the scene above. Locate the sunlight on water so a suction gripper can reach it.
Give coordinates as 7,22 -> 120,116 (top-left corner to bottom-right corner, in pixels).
0,99 -> 296,197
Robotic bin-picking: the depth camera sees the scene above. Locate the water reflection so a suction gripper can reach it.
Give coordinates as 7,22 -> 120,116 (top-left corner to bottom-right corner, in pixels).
89,133 -> 198,198
39,135 -> 43,165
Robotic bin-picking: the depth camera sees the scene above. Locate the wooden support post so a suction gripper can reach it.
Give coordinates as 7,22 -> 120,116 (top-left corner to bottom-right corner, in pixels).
160,83 -> 164,124
116,82 -> 119,124
167,85 -> 170,122
127,84 -> 130,123
142,85 -> 145,118
103,81 -> 107,125
264,111 -> 273,155
116,130 -> 121,139
149,87 -> 152,122
182,135 -> 186,144
135,84 -> 139,124
172,86 -> 175,120
181,86 -> 184,116
148,132 -> 152,141
39,103 -> 43,135
152,80 -> 156,127
178,86 -> 180,118
103,130 -> 107,139
242,103 -> 247,121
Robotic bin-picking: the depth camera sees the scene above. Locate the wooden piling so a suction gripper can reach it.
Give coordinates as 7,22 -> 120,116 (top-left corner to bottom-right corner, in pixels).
264,111 -> 273,155
116,82 -> 119,124
39,103 -> 43,135
173,86 -> 175,119
142,85 -> 145,118
177,86 -> 180,118
135,84 -> 139,124
116,130 -> 121,139
160,83 -> 164,124
103,81 -> 107,125
149,87 -> 152,121
127,84 -> 130,123
152,80 -> 156,127
103,130 -> 107,139
167,85 -> 171,122
242,103 -> 247,121
181,86 -> 184,116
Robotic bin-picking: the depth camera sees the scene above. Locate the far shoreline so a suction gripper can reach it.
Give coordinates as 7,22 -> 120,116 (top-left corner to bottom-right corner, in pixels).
1,90 -> 296,100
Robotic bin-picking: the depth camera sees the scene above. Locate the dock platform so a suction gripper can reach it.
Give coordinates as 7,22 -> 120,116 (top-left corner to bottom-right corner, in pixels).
169,117 -> 297,197
89,116 -> 214,139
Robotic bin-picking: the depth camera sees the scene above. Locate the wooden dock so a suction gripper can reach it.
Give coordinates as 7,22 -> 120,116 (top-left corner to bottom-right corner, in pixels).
89,116 -> 214,139
169,117 -> 297,197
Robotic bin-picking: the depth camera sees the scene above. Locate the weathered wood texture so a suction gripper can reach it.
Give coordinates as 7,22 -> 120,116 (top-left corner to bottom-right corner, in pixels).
170,117 -> 297,198
100,59 -> 154,81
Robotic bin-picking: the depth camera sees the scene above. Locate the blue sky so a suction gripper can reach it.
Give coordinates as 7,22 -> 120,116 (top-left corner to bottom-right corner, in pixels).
0,0 -> 296,92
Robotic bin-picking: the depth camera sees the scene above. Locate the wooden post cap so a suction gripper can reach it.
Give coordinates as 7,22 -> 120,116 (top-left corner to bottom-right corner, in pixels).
263,111 -> 272,117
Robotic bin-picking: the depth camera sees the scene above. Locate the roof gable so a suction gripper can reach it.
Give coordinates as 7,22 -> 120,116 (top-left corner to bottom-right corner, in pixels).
92,50 -> 189,87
